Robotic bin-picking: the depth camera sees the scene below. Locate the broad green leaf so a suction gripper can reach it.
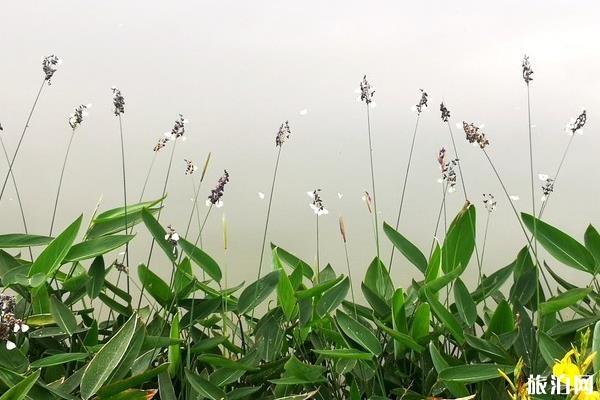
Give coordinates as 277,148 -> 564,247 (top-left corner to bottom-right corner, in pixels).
137,264 -> 172,306
361,282 -> 391,317
391,289 -> 407,356
442,203 -> 476,273
0,369 -> 40,400
383,222 -> 427,274
316,277 -> 349,317
64,235 -> 133,262
185,369 -> 226,400
522,213 -> 596,273
472,262 -> 514,304
336,310 -> 381,355
179,237 -> 222,282
538,331 -> 566,367
312,349 -> 373,360
237,270 -> 280,314
168,313 -> 181,377
409,303 -> 430,341
96,364 -> 168,398
28,215 -> 82,279
87,256 -> 105,299
539,288 -> 592,315
87,208 -> 159,238
49,295 -> 78,336
454,278 -> 476,326
0,234 -> 52,248
464,334 -> 513,364
141,208 -> 176,262
297,275 -> 344,300
158,371 -> 177,400
547,317 -> 599,337
197,354 -> 257,371
274,248 -> 297,320
428,343 -> 469,398
424,289 -> 465,345
80,314 -> 138,399
95,197 -> 164,222
24,313 -> 54,327
271,243 -> 314,279
584,225 -> 600,269
593,321 -> 600,374
486,300 -> 514,336
30,353 -> 88,369
438,364 -> 513,383
374,319 -> 424,352
363,257 -> 394,301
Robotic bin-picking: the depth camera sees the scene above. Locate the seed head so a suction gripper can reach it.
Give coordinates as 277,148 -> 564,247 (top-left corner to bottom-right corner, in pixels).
566,109 -> 587,135
339,216 -> 347,243
69,104 -> 91,130
308,189 -> 328,216
539,174 -> 555,202
437,147 -> 459,193
360,75 -> 375,104
166,114 -> 188,140
184,159 -> 198,175
463,121 -> 490,149
275,121 -> 291,147
42,54 -> 62,84
362,191 -> 373,214
1,295 -> 28,350
207,170 -> 230,208
522,55 -> 533,84
111,87 -> 125,116
414,89 -> 428,114
483,193 -> 497,213
115,262 -> 128,274
440,102 -> 451,122
153,137 -> 169,152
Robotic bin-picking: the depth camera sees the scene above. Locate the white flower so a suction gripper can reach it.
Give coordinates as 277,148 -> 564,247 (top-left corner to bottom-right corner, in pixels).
538,174 -> 549,181
258,192 -> 265,199
310,203 -> 328,216
13,323 -> 29,333
510,195 -> 520,201
541,195 -> 547,202
337,193 -> 343,199
370,102 -> 377,108
214,200 -> 224,208
299,109 -> 308,116
5,341 -> 16,350
307,191 -> 315,199
448,186 -> 456,193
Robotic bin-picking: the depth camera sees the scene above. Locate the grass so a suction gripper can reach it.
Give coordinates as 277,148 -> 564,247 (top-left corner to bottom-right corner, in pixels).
0,56 -> 598,400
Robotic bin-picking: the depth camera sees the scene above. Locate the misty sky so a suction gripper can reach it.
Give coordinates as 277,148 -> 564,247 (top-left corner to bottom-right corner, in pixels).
1,1 -> 598,291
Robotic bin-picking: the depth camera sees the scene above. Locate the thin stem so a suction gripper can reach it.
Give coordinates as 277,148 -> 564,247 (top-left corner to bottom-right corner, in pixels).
257,146 -> 282,282
480,212 -> 491,307
429,182 -> 449,258
389,114 -> 420,270
49,130 -> 76,236
366,105 -> 380,260
342,240 -> 358,319
118,115 -> 130,295
445,121 -> 469,200
538,135 -> 575,219
0,79 -> 46,202
0,136 -> 32,259
316,215 -> 320,281
139,152 -> 158,203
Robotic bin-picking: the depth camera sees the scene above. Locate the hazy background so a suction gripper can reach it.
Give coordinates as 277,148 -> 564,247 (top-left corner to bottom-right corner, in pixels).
1,1 -> 598,294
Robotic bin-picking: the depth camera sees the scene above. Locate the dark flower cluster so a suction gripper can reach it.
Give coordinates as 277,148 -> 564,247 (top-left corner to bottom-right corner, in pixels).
415,89 -> 428,114
360,75 -> 375,104
42,54 -> 61,84
483,193 -> 497,213
437,147 -> 459,192
522,55 -> 533,84
309,188 -> 328,215
207,170 -> 230,206
111,87 -> 125,116
184,159 -> 197,175
567,110 -> 587,135
1,295 -> 28,350
541,177 -> 555,198
69,104 -> 90,130
170,114 -> 187,139
275,121 -> 291,147
153,137 -> 169,152
463,121 -> 490,149
440,102 -> 451,122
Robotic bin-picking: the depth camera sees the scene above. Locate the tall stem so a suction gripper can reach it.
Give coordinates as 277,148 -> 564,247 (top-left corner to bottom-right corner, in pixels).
257,146 -> 282,283
118,115 -> 131,295
316,215 -> 320,281
0,136 -> 32,259
538,135 -> 575,219
342,240 -> 357,319
366,105 -> 380,260
389,114 -> 420,270
139,152 -> 158,202
49,130 -> 76,236
0,79 -> 46,202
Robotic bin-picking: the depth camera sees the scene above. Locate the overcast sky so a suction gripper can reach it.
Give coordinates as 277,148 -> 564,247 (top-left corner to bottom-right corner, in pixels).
1,0 -> 598,290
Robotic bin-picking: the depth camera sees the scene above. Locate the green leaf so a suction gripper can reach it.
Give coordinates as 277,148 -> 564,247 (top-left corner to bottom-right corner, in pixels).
28,215 -> 82,279
64,235 -> 134,262
335,310 -> 381,355
592,321 -> 600,374
185,369 -> 226,400
584,225 -> 600,269
87,208 -> 159,239
464,334 -> 513,364
472,262 -> 514,304
49,295 -> 78,336
363,257 -> 394,301
454,278 -> 477,326
0,234 -> 53,248
538,331 -> 566,367
442,203 -> 476,273
30,353 -> 88,369
158,371 -> 177,400
409,303 -> 430,341
137,264 -> 172,306
438,364 -> 513,383
312,349 -> 373,360
141,208 -> 176,262
80,314 -> 138,400
383,222 -> 427,274
522,213 -> 596,273
168,313 -> 181,377
428,343 -> 469,398
297,275 -> 344,300
95,197 -> 164,222
539,288 -> 592,315
274,249 -> 297,320
374,319 -> 424,352
424,289 -> 465,345
87,256 -> 105,299
0,369 -> 40,400
270,243 -> 314,279
198,354 -> 256,371
316,277 -> 349,317
237,270 -> 280,314
486,300 -> 514,336
179,237 -> 222,282
97,364 -> 168,398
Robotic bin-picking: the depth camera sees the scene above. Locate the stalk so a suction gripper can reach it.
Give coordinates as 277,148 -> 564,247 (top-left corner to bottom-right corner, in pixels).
49,130 -> 76,236
117,114 -> 130,294
365,104 -> 380,260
